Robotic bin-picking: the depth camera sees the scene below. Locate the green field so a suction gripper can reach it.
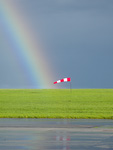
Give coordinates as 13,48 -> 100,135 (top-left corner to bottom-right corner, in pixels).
0,89 -> 113,119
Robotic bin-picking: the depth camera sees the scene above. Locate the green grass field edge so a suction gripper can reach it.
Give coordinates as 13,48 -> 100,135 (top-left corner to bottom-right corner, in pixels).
0,89 -> 113,119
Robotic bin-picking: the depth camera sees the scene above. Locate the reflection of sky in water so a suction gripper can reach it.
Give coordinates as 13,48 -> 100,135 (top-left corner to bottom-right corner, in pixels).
0,119 -> 113,150
0,119 -> 113,128
1,129 -> 113,150
0,130 -> 31,150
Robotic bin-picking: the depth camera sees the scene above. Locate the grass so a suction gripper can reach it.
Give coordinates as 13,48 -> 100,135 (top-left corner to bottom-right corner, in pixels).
0,89 -> 113,119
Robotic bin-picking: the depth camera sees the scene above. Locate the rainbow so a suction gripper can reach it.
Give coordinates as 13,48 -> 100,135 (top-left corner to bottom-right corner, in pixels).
0,1 -> 56,89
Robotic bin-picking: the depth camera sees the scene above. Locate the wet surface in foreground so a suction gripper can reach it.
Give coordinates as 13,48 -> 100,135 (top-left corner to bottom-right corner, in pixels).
0,119 -> 113,150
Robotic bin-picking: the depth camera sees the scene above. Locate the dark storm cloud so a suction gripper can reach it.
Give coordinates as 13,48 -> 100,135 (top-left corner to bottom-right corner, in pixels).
15,0 -> 113,17
0,0 -> 113,88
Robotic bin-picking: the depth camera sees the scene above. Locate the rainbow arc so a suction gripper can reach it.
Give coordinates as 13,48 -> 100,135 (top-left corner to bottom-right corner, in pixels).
0,1 -> 55,89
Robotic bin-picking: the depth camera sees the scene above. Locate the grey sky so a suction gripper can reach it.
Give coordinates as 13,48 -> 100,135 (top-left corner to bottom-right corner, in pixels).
0,0 -> 113,88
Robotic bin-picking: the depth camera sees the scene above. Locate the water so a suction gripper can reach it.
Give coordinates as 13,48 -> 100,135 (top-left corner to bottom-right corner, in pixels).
0,119 -> 113,150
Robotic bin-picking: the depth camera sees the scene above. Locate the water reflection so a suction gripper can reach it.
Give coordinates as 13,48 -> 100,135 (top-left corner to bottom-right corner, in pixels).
54,120 -> 70,150
55,131 -> 70,150
0,119 -> 113,150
